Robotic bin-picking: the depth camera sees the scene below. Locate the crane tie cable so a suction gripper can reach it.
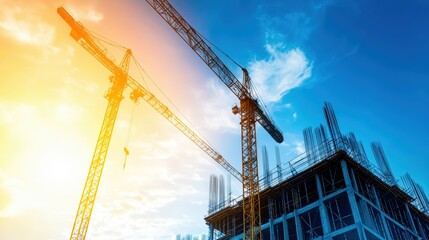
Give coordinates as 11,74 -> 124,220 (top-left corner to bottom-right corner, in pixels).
196,28 -> 275,121
131,55 -> 216,147
195,29 -> 245,70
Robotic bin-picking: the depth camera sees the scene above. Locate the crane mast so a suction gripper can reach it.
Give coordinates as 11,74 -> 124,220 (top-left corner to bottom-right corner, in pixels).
69,50 -> 131,240
144,1 -> 284,239
58,7 -> 241,240
144,0 -> 283,143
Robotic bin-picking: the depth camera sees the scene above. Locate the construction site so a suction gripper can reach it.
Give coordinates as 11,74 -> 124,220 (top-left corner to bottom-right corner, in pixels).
53,0 -> 429,239
205,102 -> 429,239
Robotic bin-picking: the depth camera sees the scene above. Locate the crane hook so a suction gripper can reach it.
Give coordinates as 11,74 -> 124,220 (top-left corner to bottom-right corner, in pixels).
123,147 -> 130,170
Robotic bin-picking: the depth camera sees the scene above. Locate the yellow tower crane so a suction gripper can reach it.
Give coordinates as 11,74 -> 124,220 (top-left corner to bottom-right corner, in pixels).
143,1 -> 284,239
57,7 -> 242,240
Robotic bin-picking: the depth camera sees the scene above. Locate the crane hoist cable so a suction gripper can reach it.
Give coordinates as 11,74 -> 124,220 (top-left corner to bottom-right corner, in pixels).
123,101 -> 137,170
58,7 -> 243,240
88,33 -> 138,171
131,54 -> 209,147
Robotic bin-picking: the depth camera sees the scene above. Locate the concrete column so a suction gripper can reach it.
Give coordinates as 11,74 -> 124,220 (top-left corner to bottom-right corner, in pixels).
232,215 -> 236,236
295,210 -> 303,240
349,168 -> 358,190
208,224 -> 214,240
269,219 -> 275,240
405,204 -> 418,233
341,160 -> 365,239
283,215 -> 288,240
372,185 -> 393,240
413,216 -> 428,240
315,174 -> 331,235
268,196 -> 274,220
268,196 -> 275,239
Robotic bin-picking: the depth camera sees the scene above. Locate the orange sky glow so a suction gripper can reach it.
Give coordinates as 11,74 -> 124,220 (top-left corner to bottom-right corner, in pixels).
0,1 -> 242,239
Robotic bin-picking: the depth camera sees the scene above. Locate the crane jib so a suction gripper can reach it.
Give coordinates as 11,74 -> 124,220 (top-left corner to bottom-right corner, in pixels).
145,0 -> 284,144
144,2 -> 285,238
58,6 -> 243,240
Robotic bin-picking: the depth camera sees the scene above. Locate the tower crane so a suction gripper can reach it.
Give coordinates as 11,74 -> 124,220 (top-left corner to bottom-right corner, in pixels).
57,7 -> 241,240
144,1 -> 284,239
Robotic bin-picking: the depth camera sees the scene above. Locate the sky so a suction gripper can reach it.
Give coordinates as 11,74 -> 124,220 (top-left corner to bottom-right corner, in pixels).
0,0 -> 428,239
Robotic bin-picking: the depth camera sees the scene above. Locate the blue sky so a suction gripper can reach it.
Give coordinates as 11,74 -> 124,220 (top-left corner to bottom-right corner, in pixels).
163,0 -> 429,193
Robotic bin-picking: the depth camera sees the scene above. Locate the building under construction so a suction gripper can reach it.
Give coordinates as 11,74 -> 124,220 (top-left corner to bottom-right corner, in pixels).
58,1 -> 428,239
205,102 -> 429,240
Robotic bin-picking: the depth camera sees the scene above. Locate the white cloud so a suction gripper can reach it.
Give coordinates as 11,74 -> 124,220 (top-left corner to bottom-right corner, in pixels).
87,170 -> 207,239
248,44 -> 312,103
0,172 -> 41,218
194,78 -> 239,133
258,0 -> 334,47
0,4 -> 55,46
294,141 -> 305,155
293,112 -> 298,120
193,47 -> 311,131
78,122 -> 227,239
54,103 -> 84,123
66,6 -> 104,23
279,138 -> 305,157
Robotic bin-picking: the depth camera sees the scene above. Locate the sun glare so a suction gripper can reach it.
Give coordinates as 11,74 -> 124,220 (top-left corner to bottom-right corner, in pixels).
37,151 -> 76,185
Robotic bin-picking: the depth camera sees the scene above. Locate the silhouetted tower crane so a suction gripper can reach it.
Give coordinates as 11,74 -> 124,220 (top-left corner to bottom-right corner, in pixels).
57,7 -> 241,240
144,1 -> 284,239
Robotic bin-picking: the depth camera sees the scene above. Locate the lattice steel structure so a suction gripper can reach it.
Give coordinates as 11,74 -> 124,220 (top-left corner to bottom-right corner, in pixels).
205,103 -> 429,240
58,6 -> 243,239
143,1 -> 284,239
206,146 -> 429,240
